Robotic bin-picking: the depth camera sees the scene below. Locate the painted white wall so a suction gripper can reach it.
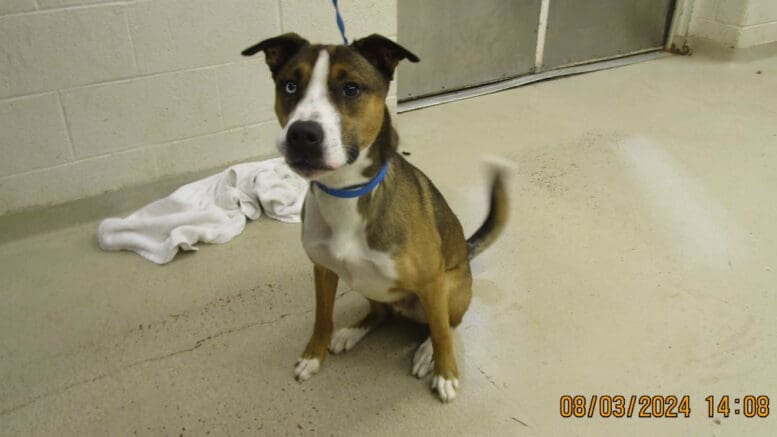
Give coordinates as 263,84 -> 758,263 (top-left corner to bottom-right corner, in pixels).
0,0 -> 397,215
688,0 -> 777,48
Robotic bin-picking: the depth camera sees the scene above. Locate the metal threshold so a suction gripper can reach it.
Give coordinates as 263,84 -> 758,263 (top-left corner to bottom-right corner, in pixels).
397,49 -> 670,113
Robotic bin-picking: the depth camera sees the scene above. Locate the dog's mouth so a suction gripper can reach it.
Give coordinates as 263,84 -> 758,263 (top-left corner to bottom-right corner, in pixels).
286,158 -> 335,179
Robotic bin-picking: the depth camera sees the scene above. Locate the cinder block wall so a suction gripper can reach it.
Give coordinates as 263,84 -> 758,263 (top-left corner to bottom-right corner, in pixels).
690,0 -> 777,48
0,0 -> 397,215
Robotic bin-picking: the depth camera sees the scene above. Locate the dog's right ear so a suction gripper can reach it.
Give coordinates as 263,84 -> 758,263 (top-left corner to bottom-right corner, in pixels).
351,34 -> 419,81
241,33 -> 309,76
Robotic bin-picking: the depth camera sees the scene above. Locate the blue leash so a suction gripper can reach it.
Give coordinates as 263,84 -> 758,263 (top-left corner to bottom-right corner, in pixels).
315,162 -> 389,198
331,0 -> 348,44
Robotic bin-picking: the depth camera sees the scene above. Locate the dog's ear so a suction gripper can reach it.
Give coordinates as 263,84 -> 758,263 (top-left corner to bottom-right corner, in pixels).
351,34 -> 419,80
241,33 -> 309,76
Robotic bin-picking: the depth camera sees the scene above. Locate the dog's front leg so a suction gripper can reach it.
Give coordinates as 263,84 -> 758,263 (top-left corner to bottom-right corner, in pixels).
294,263 -> 338,382
417,279 -> 460,403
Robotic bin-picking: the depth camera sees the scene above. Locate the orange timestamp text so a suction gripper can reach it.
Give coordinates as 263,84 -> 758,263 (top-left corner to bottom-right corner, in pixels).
560,394 -> 770,419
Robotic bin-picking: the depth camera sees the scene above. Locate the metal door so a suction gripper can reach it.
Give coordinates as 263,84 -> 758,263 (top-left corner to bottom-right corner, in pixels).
542,0 -> 675,69
397,0 -> 676,104
397,0 -> 541,100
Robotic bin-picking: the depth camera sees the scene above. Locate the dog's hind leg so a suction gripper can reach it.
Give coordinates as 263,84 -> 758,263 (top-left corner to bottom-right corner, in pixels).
330,299 -> 390,354
446,263 -> 473,328
412,336 -> 434,378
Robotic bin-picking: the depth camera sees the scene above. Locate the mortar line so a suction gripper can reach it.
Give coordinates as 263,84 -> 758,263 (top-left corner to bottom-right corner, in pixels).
122,5 -> 140,73
0,120 -> 278,182
1,1 -> 133,17
55,91 -> 77,161
214,70 -> 226,130
1,59 -> 263,102
276,0 -> 284,32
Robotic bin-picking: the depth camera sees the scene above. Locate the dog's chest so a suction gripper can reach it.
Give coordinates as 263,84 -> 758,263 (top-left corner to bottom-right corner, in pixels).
302,193 -> 404,302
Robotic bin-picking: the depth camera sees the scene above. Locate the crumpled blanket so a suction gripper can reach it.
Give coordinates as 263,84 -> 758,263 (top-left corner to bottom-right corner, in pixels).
97,157 -> 307,264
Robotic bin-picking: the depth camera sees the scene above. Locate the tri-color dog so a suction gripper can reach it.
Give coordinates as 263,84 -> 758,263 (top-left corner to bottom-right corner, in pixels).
242,33 -> 508,402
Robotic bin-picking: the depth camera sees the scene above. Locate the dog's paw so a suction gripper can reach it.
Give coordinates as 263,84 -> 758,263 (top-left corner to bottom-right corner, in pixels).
329,327 -> 368,354
412,337 -> 434,378
431,375 -> 459,403
293,357 -> 320,382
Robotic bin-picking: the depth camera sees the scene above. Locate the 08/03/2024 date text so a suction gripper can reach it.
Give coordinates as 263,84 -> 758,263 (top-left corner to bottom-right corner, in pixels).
560,395 -> 770,419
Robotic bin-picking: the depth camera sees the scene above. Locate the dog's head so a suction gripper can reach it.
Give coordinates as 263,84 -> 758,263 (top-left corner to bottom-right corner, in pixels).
242,33 -> 419,180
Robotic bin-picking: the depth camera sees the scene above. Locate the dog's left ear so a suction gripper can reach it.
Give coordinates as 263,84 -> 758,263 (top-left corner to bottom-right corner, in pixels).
351,34 -> 419,80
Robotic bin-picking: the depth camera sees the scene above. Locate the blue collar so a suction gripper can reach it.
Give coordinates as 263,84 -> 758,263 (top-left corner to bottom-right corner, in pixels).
314,162 -> 389,198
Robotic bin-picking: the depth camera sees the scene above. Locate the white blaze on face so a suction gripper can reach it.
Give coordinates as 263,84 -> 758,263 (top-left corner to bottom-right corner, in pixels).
277,49 -> 348,169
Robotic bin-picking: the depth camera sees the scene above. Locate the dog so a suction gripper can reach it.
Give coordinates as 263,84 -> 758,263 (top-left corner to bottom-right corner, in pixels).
242,33 -> 508,402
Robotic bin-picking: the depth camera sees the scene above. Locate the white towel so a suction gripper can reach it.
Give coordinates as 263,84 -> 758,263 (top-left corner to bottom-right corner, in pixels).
97,157 -> 307,264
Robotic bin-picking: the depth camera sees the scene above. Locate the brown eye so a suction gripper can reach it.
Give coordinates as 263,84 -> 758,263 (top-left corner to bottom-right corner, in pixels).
284,80 -> 298,95
343,82 -> 360,98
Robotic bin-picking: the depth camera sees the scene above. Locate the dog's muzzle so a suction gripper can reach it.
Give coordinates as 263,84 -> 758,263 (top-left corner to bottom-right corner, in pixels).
284,120 -> 328,172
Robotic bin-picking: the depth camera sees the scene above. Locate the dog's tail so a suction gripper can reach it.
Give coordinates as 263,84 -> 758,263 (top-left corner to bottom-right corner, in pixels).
466,157 -> 512,260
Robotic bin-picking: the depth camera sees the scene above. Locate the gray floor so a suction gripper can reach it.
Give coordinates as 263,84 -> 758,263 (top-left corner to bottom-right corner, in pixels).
2,46 -> 776,436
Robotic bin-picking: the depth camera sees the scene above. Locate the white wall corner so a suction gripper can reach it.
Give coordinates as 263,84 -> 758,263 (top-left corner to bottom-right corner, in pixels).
684,0 -> 777,49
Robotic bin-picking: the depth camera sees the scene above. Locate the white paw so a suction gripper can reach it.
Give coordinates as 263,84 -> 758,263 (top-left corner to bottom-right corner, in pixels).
431,375 -> 460,403
412,337 -> 434,378
293,357 -> 320,382
329,327 -> 368,354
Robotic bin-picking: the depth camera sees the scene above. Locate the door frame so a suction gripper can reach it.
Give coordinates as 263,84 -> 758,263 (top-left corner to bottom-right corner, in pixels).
665,0 -> 696,53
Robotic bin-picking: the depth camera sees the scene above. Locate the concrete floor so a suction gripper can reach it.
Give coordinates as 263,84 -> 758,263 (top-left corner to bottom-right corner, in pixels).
2,47 -> 777,436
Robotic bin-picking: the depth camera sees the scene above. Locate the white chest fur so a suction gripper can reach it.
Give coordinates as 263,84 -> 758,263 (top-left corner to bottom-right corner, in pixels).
302,189 -> 405,303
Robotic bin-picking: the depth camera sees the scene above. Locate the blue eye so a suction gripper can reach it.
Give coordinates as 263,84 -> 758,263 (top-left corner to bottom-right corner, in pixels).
284,81 -> 298,95
343,82 -> 360,97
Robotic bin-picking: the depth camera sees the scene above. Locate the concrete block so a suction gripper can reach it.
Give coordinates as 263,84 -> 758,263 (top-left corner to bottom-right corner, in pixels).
127,0 -> 280,74
744,0 -> 777,26
385,95 -> 398,120
280,0 -> 396,44
0,93 -> 72,177
217,60 -> 276,129
153,122 -> 280,176
0,6 -> 136,98
690,17 -> 742,47
37,0 -> 117,9
692,0 -> 719,20
61,69 -> 222,158
0,0 -> 37,15
0,148 -> 157,214
388,79 -> 397,100
738,21 -> 777,47
715,0 -> 747,25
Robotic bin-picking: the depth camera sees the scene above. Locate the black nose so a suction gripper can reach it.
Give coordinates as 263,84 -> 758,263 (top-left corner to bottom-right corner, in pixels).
285,121 -> 325,168
287,121 -> 323,148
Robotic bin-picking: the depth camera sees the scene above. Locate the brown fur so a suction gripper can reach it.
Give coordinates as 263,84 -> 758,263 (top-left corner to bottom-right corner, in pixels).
301,264 -> 338,364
